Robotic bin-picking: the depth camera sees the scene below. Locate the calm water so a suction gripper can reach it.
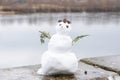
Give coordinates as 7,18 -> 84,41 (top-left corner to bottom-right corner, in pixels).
0,12 -> 120,68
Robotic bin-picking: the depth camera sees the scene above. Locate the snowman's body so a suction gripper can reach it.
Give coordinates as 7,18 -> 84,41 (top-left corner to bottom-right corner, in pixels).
37,19 -> 78,75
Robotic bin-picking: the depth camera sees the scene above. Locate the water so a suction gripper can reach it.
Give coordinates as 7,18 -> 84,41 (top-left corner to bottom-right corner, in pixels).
0,12 -> 120,68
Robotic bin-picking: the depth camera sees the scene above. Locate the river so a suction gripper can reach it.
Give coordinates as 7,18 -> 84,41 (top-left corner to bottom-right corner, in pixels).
0,12 -> 120,68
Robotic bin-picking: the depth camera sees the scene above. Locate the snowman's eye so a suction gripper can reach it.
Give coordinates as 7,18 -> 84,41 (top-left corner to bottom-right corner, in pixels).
66,26 -> 69,28
59,24 -> 62,26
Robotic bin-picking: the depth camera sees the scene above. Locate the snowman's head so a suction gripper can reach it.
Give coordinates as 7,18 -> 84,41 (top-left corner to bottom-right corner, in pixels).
56,19 -> 71,35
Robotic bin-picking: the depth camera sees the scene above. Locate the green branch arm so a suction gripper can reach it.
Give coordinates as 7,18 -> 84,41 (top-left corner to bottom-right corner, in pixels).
39,31 -> 51,44
72,35 -> 89,45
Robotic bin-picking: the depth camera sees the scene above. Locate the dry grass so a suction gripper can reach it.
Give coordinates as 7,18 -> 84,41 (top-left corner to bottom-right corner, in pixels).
0,11 -> 15,14
0,0 -> 120,13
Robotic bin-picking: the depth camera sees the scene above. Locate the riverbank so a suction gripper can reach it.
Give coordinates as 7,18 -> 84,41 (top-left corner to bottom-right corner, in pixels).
0,0 -> 120,14
0,55 -> 120,80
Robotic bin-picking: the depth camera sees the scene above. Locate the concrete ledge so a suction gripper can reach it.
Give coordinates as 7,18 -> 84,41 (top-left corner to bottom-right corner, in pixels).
81,55 -> 120,75
0,61 -> 118,80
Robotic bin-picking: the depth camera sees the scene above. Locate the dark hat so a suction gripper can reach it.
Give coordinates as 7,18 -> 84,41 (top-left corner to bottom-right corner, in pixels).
58,19 -> 71,24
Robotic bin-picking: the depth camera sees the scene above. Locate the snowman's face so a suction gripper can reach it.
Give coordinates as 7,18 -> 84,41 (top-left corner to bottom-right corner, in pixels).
56,21 -> 71,34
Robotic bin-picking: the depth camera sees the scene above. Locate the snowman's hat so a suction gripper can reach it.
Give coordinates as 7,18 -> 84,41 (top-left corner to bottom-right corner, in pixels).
58,18 -> 71,24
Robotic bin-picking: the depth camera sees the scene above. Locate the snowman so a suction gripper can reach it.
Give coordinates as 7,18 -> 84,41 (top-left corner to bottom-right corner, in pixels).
37,19 -> 78,75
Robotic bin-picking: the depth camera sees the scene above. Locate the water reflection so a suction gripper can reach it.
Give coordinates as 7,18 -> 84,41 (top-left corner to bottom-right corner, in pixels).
1,12 -> 120,25
0,12 -> 120,68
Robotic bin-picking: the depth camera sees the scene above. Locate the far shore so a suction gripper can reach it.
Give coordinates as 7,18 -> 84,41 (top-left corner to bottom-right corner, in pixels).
0,0 -> 120,14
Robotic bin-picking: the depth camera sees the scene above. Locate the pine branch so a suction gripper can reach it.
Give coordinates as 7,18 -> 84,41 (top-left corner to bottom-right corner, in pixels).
72,35 -> 89,45
39,31 -> 51,44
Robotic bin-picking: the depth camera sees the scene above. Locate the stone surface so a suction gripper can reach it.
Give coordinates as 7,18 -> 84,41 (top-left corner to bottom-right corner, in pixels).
81,55 -> 120,74
0,61 -> 117,80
